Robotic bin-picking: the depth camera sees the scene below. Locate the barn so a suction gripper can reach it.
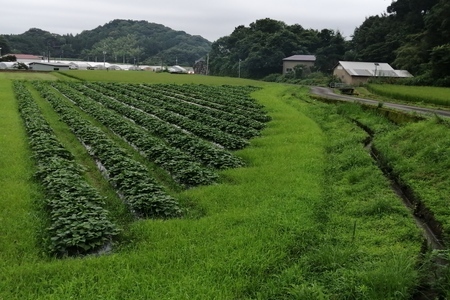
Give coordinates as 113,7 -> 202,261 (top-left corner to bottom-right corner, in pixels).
282,55 -> 316,74
333,61 -> 413,85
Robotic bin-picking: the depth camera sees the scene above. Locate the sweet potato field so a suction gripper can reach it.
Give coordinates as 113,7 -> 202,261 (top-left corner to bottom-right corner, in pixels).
12,80 -> 271,256
1,72 -> 449,299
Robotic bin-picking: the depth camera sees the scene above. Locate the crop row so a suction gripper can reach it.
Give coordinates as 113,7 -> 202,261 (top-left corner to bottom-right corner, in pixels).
141,84 -> 268,130
88,82 -> 260,140
165,84 -> 265,112
50,81 -> 221,186
32,81 -> 182,219
73,82 -> 248,150
154,84 -> 271,123
74,82 -> 245,167
13,81 -> 120,256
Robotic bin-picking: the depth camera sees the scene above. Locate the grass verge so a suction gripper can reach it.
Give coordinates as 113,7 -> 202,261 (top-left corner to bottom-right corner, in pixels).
0,79 -> 43,266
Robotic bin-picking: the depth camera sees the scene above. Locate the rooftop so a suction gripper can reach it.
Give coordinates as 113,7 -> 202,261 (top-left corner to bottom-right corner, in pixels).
283,55 -> 316,61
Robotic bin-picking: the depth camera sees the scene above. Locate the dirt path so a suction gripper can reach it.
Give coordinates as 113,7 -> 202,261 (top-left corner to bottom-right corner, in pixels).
310,86 -> 450,118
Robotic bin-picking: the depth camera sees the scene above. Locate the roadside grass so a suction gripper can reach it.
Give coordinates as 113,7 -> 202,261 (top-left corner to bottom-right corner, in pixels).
277,87 -> 422,299
0,75 -> 425,299
0,79 -> 43,266
367,84 -> 450,109
374,118 -> 450,244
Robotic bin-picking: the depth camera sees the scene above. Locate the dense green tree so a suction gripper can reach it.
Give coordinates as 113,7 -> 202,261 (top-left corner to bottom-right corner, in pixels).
423,0 -> 450,48
0,36 -> 11,56
351,15 -> 402,63
315,30 -> 348,72
209,18 -> 347,78
429,43 -> 450,78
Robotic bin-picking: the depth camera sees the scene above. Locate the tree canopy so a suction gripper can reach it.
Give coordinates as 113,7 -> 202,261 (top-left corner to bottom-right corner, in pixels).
208,18 -> 347,79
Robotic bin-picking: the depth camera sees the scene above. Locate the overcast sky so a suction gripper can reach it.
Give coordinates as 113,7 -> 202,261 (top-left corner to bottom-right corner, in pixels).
1,0 -> 390,41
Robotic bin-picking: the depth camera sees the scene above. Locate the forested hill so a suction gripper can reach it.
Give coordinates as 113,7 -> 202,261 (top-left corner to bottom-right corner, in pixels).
0,19 -> 211,66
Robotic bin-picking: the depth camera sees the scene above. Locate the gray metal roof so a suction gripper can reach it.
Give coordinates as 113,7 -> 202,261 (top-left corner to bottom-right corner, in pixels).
283,55 -> 316,61
29,62 -> 70,67
337,61 -> 412,78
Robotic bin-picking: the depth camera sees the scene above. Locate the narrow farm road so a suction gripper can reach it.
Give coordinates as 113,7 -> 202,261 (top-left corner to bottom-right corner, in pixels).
310,86 -> 450,118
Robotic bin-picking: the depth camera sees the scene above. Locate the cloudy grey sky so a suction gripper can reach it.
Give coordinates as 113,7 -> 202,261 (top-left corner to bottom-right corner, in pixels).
1,0 -> 390,41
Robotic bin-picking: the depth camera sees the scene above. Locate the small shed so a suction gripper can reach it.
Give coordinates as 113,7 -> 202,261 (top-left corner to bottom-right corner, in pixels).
282,55 -> 316,74
29,62 -> 70,71
333,61 -> 413,85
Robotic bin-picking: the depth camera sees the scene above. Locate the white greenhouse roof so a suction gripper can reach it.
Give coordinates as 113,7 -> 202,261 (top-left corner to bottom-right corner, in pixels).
0,62 -> 17,69
337,61 -> 413,78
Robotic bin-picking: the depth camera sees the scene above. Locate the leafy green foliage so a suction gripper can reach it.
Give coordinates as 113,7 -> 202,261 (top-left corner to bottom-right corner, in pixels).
13,81 -> 120,256
31,81 -> 183,218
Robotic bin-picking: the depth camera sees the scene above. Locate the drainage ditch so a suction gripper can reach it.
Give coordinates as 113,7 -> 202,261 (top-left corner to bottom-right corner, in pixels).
352,118 -> 448,299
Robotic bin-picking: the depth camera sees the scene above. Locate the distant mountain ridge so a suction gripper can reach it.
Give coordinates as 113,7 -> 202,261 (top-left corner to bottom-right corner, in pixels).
0,19 -> 211,66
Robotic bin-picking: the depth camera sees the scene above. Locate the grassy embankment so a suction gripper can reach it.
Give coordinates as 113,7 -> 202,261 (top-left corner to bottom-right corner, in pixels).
1,72 -> 424,299
367,84 -> 450,109
374,117 -> 450,239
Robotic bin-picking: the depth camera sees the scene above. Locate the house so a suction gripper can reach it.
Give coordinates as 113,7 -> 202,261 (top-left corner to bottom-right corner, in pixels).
333,61 -> 413,85
282,55 -> 316,74
29,62 -> 70,71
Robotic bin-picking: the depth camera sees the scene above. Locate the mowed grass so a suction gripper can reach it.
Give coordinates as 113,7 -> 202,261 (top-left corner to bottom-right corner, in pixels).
0,71 -> 60,81
1,72 -> 423,299
0,79 -> 43,266
368,84 -> 450,108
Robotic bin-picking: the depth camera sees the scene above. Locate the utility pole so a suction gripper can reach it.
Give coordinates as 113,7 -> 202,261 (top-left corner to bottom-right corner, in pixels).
239,59 -> 241,78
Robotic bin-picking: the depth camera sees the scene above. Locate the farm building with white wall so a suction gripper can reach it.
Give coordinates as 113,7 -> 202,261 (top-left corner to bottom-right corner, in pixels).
29,62 -> 70,71
333,61 -> 413,85
282,55 -> 316,74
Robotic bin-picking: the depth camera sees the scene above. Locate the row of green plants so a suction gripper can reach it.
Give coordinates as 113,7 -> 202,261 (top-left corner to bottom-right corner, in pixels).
73,82 -> 248,150
96,82 -> 260,140
50,81 -> 220,186
31,81 -> 183,219
161,84 -> 269,117
144,84 -> 268,130
80,82 -> 249,166
13,81 -> 120,256
367,84 -> 450,108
